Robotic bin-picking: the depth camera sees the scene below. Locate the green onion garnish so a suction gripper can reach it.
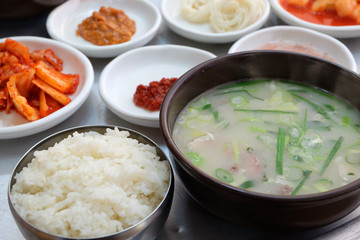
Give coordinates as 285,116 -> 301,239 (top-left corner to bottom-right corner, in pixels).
215,89 -> 264,101
239,180 -> 255,189
319,136 -> 344,176
290,93 -> 332,121
215,168 -> 234,183
234,109 -> 297,114
291,170 -> 312,195
276,127 -> 286,175
185,152 -> 203,167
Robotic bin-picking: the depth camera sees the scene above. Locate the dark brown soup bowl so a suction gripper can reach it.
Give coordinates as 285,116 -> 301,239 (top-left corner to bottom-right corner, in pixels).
159,51 -> 360,230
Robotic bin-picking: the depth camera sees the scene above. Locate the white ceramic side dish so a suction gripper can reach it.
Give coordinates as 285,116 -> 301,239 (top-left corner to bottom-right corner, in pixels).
161,0 -> 271,43
99,45 -> 216,128
270,0 -> 360,38
0,36 -> 94,139
46,0 -> 162,58
228,26 -> 357,72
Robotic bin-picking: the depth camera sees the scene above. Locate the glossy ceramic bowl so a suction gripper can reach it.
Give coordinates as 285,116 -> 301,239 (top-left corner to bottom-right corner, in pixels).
160,51 -> 360,230
228,25 -> 357,72
8,125 -> 174,240
269,0 -> 360,38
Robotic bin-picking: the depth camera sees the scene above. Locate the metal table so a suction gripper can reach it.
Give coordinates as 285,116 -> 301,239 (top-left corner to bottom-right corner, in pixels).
1,1 -> 360,239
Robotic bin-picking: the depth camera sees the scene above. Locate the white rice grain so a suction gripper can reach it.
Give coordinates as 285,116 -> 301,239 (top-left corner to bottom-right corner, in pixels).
10,128 -> 170,238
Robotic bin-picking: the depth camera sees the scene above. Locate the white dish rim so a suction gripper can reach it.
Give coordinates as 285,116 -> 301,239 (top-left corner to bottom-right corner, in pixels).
46,0 -> 162,57
99,44 -> 216,128
161,0 -> 271,43
228,25 -> 358,73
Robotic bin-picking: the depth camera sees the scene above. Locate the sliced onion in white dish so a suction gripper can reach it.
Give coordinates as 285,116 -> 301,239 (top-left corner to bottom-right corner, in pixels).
46,0 -> 162,58
229,26 -> 357,72
0,36 -> 94,139
161,0 -> 271,43
270,0 -> 360,39
99,45 -> 216,128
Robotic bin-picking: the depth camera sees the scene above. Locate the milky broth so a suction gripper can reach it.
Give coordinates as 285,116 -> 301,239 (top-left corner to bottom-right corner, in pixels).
172,80 -> 360,195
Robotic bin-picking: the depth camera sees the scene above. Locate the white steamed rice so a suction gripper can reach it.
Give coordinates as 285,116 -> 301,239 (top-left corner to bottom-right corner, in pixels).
10,128 -> 170,238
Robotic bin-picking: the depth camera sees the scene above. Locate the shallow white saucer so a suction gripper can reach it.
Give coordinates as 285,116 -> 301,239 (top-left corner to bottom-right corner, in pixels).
99,45 -> 216,127
46,0 -> 162,58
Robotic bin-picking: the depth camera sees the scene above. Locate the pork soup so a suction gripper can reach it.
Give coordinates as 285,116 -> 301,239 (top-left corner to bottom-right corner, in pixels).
172,80 -> 360,195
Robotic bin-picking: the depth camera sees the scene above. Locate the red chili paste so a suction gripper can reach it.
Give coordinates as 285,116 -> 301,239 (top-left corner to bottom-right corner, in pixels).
133,77 -> 177,111
280,0 -> 359,26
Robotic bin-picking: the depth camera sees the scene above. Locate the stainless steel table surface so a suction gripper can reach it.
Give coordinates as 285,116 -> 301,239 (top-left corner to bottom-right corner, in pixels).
1,1 -> 360,239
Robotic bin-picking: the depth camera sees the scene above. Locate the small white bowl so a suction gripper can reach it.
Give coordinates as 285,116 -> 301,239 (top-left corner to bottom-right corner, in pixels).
270,0 -> 360,38
161,0 -> 271,43
99,45 -> 216,128
46,0 -> 162,58
229,26 -> 357,72
0,36 -> 94,139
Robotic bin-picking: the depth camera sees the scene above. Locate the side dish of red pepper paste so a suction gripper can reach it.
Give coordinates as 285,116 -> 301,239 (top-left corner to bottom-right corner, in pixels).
133,77 -> 177,111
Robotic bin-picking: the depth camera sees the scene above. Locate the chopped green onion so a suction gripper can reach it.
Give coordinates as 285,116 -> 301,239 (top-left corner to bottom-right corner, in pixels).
203,104 -> 219,121
202,104 -> 212,110
276,127 -> 286,175
342,116 -> 351,127
297,109 -> 307,145
185,152 -> 204,167
262,175 -> 268,182
239,180 -> 255,189
324,104 -> 335,111
319,136 -> 344,176
198,112 -> 214,121
313,179 -> 333,192
234,109 -> 297,114
247,147 -> 254,153
230,95 -> 248,107
211,109 -> 219,121
215,89 -> 264,101
216,120 -> 230,129
346,149 -> 360,165
291,170 -> 312,195
191,96 -> 210,109
215,168 -> 234,183
249,126 -> 267,133
290,93 -> 332,121
342,140 -> 360,149
301,132 -> 323,150
287,89 -> 308,93
293,155 -> 304,162
284,166 -> 303,181
307,121 -> 331,131
232,141 -> 240,163
185,108 -> 199,119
